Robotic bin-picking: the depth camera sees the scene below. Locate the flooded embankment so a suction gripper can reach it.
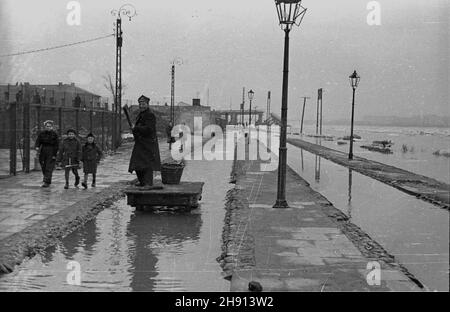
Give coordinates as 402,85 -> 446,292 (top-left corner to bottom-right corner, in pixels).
287,138 -> 450,210
0,138 -> 233,291
286,143 -> 449,291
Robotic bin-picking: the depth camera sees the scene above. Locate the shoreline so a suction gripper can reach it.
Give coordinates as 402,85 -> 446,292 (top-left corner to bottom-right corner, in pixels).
219,140 -> 424,291
287,138 -> 450,210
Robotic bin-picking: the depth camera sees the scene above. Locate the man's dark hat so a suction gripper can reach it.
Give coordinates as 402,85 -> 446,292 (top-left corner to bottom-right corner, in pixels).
138,95 -> 150,103
66,129 -> 77,135
87,132 -> 95,138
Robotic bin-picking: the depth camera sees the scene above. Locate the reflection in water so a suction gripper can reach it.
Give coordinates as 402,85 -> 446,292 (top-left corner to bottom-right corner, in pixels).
61,215 -> 98,259
314,155 -> 321,182
300,149 -> 304,171
0,138 -> 231,291
126,212 -> 202,291
286,143 -> 449,291
348,168 -> 353,218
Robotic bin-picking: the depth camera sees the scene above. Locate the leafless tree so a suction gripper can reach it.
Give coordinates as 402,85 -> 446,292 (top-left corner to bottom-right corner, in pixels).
102,72 -> 127,100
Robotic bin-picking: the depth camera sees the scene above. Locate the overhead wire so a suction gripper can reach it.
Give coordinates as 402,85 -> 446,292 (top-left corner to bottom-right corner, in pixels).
0,34 -> 114,58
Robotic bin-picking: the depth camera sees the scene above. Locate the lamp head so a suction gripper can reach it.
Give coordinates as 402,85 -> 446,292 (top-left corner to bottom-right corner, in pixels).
349,70 -> 360,89
248,89 -> 254,101
275,0 -> 307,31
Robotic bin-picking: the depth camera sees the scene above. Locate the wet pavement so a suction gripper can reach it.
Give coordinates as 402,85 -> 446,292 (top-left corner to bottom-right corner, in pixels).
228,138 -> 421,291
0,137 -> 233,291
286,143 -> 449,291
0,142 -> 167,241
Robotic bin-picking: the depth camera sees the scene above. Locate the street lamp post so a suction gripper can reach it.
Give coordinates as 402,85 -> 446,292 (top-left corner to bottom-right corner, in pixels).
111,4 -> 136,150
248,89 -> 254,126
348,70 -> 360,160
273,0 -> 307,208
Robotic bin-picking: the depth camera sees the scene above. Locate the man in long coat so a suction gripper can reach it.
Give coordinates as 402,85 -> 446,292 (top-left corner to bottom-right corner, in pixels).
128,95 -> 161,186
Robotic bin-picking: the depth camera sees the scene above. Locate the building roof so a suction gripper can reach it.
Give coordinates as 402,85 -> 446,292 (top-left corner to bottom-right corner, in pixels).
32,83 -> 101,97
0,83 -> 101,97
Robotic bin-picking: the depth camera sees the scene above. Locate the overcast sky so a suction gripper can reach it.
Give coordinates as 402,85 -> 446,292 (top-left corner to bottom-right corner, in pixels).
0,0 -> 448,122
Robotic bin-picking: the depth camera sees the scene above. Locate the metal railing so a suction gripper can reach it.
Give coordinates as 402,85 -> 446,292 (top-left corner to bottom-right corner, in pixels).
0,89 -> 123,177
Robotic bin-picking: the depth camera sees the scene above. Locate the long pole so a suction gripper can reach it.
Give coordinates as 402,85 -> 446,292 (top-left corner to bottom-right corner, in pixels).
171,64 -> 175,124
274,28 -> 290,208
300,96 -> 309,134
349,87 -> 356,160
266,91 -> 271,122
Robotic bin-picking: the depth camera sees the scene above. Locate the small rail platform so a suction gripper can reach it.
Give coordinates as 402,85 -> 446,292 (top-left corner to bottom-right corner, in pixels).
124,181 -> 204,212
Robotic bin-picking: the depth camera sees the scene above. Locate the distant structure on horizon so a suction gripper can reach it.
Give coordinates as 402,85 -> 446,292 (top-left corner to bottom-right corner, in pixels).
295,115 -> 449,128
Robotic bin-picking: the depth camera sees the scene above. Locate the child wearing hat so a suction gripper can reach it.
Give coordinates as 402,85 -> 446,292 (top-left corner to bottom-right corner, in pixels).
81,133 -> 102,189
57,129 -> 82,189
35,120 -> 59,187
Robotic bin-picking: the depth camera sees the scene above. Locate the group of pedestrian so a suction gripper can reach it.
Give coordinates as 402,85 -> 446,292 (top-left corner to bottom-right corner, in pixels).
35,120 -> 102,189
35,94 -> 164,190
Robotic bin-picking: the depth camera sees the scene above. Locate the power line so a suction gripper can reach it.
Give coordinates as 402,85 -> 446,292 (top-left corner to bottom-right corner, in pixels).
0,34 -> 114,58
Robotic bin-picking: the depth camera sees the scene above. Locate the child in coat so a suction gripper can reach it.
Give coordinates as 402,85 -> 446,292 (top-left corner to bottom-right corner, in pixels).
57,129 -> 82,189
81,133 -> 103,189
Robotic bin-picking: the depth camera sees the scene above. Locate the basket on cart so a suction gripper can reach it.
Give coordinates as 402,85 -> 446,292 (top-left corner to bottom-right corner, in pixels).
161,160 -> 185,184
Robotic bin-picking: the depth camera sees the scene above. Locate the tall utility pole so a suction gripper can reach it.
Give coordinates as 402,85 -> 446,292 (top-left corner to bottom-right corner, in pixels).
112,4 -> 136,150
299,96 -> 310,134
171,63 -> 175,125
171,57 -> 183,125
241,87 -> 245,126
266,91 -> 271,122
114,18 -> 122,150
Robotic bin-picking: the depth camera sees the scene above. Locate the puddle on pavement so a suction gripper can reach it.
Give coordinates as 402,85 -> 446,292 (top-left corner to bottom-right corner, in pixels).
0,141 -> 232,291
287,143 -> 449,291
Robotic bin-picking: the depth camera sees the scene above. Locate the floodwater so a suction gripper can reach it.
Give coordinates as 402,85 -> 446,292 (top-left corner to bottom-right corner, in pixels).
286,143 -> 449,291
0,138 -> 233,291
288,124 -> 450,184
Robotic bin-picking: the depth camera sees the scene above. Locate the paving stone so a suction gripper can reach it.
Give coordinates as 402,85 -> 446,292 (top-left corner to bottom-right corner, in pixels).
291,233 -> 329,241
284,278 -> 321,289
284,256 -> 325,266
253,278 -> 284,290
277,239 -> 315,248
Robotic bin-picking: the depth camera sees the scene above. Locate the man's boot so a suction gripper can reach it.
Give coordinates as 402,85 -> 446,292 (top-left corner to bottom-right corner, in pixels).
74,175 -> 80,187
135,171 -> 145,187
